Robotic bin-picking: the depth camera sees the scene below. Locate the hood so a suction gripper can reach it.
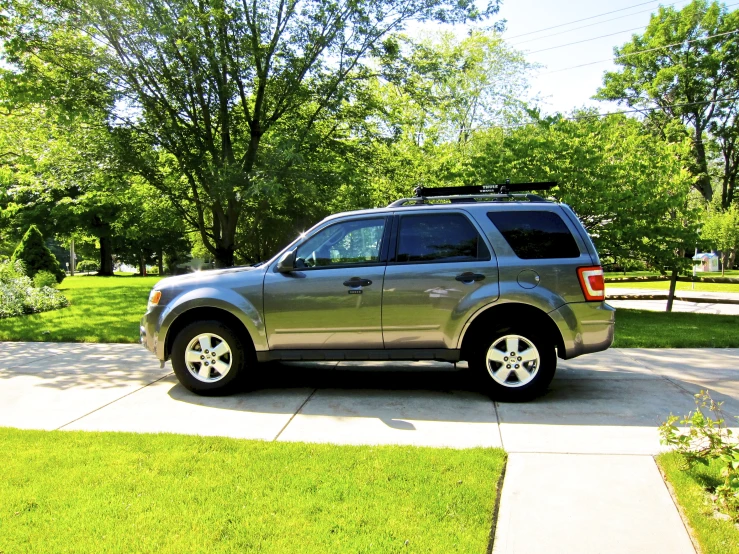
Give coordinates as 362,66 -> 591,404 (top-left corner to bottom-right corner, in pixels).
156,265 -> 263,289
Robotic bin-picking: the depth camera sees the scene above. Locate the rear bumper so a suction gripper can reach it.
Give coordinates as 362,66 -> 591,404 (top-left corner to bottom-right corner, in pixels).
549,301 -> 615,360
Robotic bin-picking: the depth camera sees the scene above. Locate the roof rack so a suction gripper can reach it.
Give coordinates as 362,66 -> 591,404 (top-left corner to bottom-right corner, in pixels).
387,180 -> 557,207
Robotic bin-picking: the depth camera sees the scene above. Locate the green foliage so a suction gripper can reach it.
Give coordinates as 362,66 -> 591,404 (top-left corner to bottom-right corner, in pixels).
11,225 -> 65,283
33,270 -> 58,289
465,114 -> 700,271
702,204 -> 739,273
660,390 -> 739,520
596,0 -> 739,206
0,259 -> 68,318
75,260 -> 99,273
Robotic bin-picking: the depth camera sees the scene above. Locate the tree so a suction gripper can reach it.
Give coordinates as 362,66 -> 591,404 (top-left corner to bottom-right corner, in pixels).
11,225 -> 66,282
5,0 -> 497,267
464,113 -> 700,275
702,203 -> 739,274
596,0 -> 739,206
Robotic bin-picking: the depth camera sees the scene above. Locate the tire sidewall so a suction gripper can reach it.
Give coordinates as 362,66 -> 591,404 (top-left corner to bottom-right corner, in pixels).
470,326 -> 556,402
171,320 -> 248,395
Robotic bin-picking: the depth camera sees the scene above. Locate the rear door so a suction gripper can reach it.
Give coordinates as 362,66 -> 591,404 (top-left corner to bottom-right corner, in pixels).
381,211 -> 499,349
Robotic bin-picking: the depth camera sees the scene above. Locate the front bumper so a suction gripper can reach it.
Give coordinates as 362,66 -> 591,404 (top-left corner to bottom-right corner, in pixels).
549,301 -> 615,360
140,311 -> 160,358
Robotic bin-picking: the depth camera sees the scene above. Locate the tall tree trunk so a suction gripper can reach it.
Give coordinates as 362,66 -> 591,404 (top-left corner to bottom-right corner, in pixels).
139,253 -> 147,277
666,268 -> 679,312
693,130 -> 713,202
98,234 -> 114,276
158,249 -> 164,275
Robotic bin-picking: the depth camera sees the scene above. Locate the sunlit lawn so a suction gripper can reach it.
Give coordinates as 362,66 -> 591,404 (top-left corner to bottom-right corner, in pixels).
612,309 -> 739,348
0,428 -> 505,554
0,275 -> 161,343
607,280 -> 739,294
658,452 -> 739,554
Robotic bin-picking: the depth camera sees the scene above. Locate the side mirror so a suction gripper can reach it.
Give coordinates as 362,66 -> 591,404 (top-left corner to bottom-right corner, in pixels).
276,249 -> 296,273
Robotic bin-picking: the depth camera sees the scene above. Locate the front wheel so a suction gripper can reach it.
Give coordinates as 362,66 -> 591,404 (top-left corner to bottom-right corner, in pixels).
171,320 -> 250,395
469,328 -> 556,402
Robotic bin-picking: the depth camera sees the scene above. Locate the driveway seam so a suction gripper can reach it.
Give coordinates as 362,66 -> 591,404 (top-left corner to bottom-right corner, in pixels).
493,401 -> 505,450
273,388 -> 318,441
55,372 -> 173,431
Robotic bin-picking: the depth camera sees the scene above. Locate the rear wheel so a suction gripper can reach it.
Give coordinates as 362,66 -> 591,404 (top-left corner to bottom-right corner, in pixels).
171,320 -> 251,395
469,326 -> 556,401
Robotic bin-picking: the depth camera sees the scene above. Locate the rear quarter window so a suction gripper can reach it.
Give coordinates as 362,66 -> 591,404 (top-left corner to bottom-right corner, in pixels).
487,211 -> 581,259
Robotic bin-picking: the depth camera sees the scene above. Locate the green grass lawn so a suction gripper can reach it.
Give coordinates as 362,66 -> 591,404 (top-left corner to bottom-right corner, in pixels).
612,309 -> 739,348
0,428 -> 505,554
607,280 -> 739,293
0,275 -> 161,343
657,452 -> 739,554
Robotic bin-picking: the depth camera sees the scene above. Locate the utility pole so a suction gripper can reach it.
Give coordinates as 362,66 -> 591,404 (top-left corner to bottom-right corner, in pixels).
69,238 -> 75,276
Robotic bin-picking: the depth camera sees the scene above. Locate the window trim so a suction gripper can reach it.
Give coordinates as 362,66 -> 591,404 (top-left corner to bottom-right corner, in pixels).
389,211 -> 493,266
288,215 -> 391,272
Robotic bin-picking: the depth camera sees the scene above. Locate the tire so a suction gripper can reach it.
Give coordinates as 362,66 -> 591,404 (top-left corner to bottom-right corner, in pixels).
171,320 -> 251,395
468,325 -> 556,402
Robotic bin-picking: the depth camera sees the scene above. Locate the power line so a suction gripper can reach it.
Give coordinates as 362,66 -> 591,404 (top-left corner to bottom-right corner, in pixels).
504,0 -> 661,41
512,1 -> 739,47
511,1 -> 686,46
543,28 -> 739,74
472,96 -> 739,131
527,26 -> 647,55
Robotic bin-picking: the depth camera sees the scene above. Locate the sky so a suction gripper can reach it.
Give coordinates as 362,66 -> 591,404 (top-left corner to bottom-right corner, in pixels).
413,0 -> 721,116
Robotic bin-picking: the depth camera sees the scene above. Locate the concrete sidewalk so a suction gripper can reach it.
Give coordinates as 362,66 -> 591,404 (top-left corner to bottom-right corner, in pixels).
607,287 -> 739,314
3,342 -> 737,552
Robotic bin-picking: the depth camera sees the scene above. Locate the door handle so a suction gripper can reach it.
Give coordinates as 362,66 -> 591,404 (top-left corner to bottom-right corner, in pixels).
455,272 -> 485,283
343,277 -> 373,287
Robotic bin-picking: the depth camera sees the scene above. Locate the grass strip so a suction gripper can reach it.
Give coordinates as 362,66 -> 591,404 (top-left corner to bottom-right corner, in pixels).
657,452 -> 739,554
0,428 -> 505,554
613,309 -> 739,348
607,280 -> 739,293
0,275 -> 161,343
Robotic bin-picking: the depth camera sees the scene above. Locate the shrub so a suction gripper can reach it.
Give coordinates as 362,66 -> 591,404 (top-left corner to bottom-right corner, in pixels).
660,390 -> 739,520
0,260 -> 69,318
76,260 -> 99,273
33,271 -> 58,289
11,226 -> 66,283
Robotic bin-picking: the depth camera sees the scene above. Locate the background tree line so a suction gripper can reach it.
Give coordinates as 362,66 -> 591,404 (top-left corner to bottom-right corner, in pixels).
0,0 -> 737,275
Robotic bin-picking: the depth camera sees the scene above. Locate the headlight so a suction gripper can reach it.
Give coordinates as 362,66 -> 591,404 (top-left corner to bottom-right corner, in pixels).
148,290 -> 162,308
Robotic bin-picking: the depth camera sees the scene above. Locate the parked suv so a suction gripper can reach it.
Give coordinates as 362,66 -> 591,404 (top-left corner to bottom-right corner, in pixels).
141,185 -> 615,401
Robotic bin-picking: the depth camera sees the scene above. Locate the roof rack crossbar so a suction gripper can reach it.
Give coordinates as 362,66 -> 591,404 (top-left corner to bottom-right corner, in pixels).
387,192 -> 549,207
413,181 -> 556,198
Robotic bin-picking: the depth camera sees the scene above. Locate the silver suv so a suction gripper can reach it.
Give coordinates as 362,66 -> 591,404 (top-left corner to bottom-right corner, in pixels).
141,185 -> 615,401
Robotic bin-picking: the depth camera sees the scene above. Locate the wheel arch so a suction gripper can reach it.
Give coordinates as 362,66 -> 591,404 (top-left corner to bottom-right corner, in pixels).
164,306 -> 256,361
459,302 -> 565,361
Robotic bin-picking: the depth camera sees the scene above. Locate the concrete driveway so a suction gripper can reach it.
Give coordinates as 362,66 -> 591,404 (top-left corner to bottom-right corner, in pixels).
1,342 -> 737,454
3,342 -> 737,554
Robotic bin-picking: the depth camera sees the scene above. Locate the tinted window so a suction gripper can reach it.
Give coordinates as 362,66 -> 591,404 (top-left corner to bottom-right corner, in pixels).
487,211 -> 580,259
296,218 -> 385,267
396,213 -> 490,263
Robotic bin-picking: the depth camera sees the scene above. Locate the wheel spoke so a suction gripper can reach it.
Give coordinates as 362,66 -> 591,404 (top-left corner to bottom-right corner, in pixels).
519,348 -> 539,363
185,350 -> 202,364
198,363 -> 211,379
212,360 -> 230,376
486,348 -> 507,363
505,337 -> 519,356
198,335 -> 212,352
212,341 -> 230,357
513,366 -> 531,382
493,365 -> 513,382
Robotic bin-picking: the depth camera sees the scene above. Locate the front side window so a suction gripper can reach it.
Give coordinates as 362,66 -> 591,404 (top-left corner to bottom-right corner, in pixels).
396,213 -> 490,263
296,218 -> 385,268
487,211 -> 581,259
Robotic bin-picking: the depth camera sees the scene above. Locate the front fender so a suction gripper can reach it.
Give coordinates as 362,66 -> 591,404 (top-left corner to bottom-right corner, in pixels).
156,287 -> 267,359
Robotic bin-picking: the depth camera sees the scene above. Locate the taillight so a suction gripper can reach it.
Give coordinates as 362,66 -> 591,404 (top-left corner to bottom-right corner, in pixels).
577,266 -> 605,301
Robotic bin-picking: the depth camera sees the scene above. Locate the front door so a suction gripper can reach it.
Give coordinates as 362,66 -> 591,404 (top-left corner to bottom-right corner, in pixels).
382,211 -> 499,349
264,216 -> 388,349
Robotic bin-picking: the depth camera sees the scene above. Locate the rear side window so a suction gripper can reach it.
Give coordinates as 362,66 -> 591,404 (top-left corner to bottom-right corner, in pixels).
487,211 -> 580,259
396,213 -> 490,263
